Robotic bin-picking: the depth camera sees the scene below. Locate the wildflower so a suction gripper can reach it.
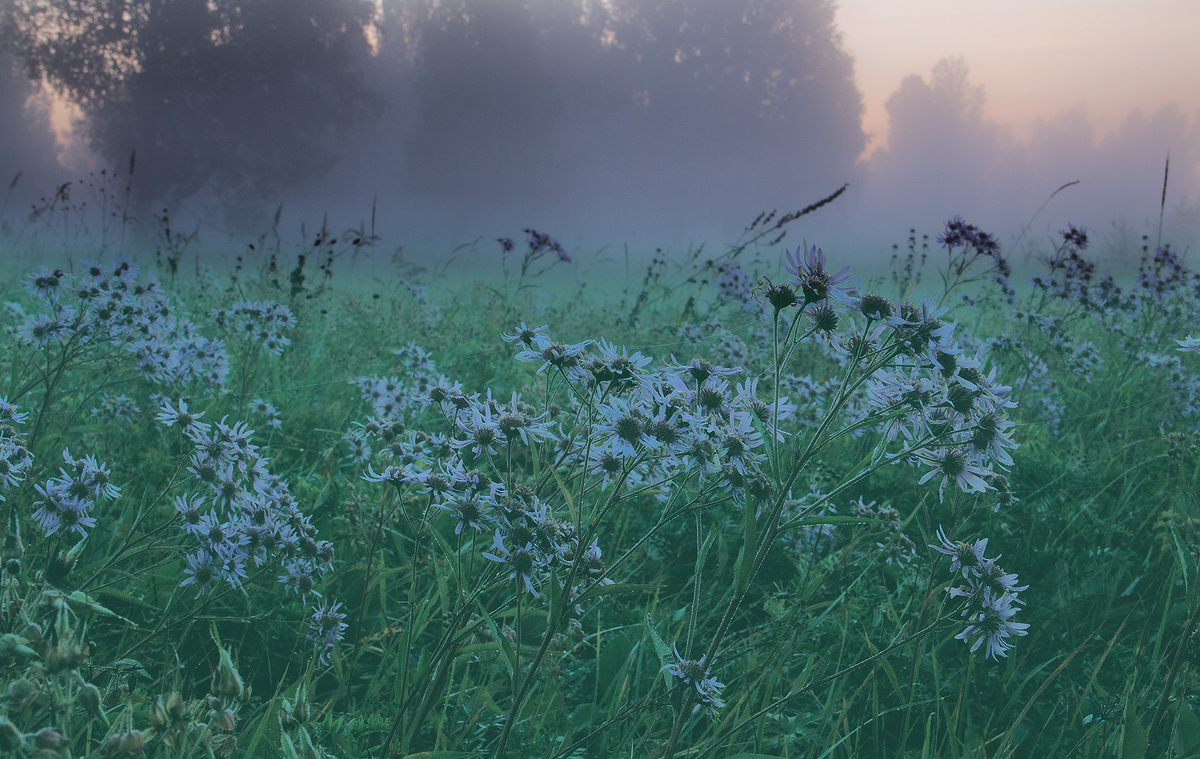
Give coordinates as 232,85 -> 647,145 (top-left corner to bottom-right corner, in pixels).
181,550 -> 218,595
0,398 -> 30,426
156,398 -> 207,433
929,526 -> 987,578
587,447 -> 627,489
175,494 -> 207,535
662,646 -> 726,718
501,321 -> 550,347
917,446 -> 993,500
809,302 -> 839,333
433,495 -> 494,535
759,279 -> 798,311
454,405 -> 504,457
594,397 -> 657,457
857,292 -> 895,321
954,587 -> 1029,660
250,398 -> 282,428
785,244 -> 853,306
1060,225 -> 1088,250
1178,335 -> 1200,354
280,561 -> 318,597
307,600 -> 348,666
719,411 -> 763,475
483,531 -> 544,595
669,356 -> 741,385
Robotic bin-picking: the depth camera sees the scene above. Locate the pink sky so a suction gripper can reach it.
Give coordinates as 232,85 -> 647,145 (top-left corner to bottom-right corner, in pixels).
836,0 -> 1200,157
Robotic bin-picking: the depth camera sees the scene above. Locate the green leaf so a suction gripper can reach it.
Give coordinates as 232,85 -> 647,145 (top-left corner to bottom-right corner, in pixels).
427,527 -> 460,577
92,587 -> 158,611
792,516 -> 882,528
1171,523 -> 1191,594
1122,704 -> 1148,759
1177,703 -> 1200,754
645,615 -> 676,694
574,582 -> 660,607
736,501 -> 757,591
475,600 -> 516,679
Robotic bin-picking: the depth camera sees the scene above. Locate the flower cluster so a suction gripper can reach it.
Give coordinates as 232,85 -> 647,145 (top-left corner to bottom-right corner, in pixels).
158,398 -> 333,599
91,393 -> 141,423
210,300 -> 296,356
0,399 -> 32,503
1137,245 -> 1193,298
522,228 -> 571,264
18,259 -> 228,390
937,216 -> 999,254
249,398 -> 282,429
306,600 -> 348,666
863,301 -> 1020,503
349,341 -> 440,422
31,449 -> 120,537
931,527 -> 1029,659
713,261 -> 758,312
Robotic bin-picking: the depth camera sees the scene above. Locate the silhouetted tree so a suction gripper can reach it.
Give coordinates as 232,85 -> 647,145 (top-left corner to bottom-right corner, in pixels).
2,0 -> 381,225
386,0 -> 864,219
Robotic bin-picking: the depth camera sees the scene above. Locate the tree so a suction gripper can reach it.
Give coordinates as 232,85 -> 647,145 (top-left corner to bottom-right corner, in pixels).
386,0 -> 864,222
2,0 -> 382,225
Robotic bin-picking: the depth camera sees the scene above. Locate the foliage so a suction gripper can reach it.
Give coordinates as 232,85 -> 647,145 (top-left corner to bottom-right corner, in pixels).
0,216 -> 1197,759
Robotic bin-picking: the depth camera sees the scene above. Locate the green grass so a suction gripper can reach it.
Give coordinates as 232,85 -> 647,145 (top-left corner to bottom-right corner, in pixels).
0,229 -> 1197,759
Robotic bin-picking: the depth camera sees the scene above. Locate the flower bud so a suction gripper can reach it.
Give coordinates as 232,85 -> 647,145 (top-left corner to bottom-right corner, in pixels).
78,682 -> 103,716
120,729 -> 145,754
7,678 -> 36,702
213,646 -> 245,701
0,717 -> 22,751
32,726 -> 66,750
151,692 -> 185,731
105,734 -> 123,756
210,708 -> 237,732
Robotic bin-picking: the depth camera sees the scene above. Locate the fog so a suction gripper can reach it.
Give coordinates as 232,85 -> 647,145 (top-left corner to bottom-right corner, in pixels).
1,0 -> 1196,275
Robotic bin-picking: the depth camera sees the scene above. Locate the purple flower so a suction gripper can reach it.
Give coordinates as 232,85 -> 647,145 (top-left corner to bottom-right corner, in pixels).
784,245 -> 853,305
930,526 -> 987,578
662,646 -> 726,719
307,600 -> 348,666
954,587 -> 1029,660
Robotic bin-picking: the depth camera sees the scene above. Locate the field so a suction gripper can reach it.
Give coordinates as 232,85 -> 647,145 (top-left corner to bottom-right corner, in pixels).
0,214 -> 1197,759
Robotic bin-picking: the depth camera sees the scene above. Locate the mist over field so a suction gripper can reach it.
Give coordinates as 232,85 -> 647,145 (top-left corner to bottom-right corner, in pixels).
5,4 -> 1200,758
0,0 -> 1197,269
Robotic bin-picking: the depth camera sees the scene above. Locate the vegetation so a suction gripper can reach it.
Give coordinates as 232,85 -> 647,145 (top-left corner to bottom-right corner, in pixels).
0,210 -> 1197,759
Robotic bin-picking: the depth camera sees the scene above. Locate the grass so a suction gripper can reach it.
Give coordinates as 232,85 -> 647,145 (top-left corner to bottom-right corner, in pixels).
0,216 -> 1196,759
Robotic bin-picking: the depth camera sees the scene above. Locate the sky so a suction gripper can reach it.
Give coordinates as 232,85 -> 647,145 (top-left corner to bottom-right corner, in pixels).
2,0 -> 1199,273
838,0 -> 1200,157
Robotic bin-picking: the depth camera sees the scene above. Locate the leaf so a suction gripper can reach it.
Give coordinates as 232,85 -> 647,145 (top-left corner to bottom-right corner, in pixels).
645,615 -> 676,694
792,516 -> 882,528
1122,704 -> 1148,759
736,501 -> 758,591
475,600 -> 516,679
574,583 -> 660,607
427,527 -> 460,577
1171,523 -> 1191,594
92,587 -> 158,611
1178,703 -> 1200,755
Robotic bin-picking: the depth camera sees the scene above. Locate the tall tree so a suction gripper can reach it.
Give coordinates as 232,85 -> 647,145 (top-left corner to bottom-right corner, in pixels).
387,0 -> 864,218
2,0 -> 381,224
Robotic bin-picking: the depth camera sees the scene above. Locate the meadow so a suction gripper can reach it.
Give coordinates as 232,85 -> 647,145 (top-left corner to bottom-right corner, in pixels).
0,203 -> 1197,759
